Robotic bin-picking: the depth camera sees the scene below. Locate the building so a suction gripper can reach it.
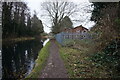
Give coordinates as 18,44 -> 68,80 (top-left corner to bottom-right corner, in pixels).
62,25 -> 89,39
55,25 -> 91,45
72,25 -> 88,33
63,25 -> 88,33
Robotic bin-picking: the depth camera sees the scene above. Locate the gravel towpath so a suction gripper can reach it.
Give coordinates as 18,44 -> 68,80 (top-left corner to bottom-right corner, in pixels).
40,39 -> 68,78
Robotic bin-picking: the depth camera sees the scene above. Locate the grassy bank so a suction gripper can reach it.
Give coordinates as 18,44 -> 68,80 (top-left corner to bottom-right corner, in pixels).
3,37 -> 35,41
25,41 -> 50,78
58,40 -> 109,78
2,37 -> 35,45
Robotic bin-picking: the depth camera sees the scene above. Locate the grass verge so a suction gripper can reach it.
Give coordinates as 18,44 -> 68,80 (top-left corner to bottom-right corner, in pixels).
25,41 -> 50,79
58,40 -> 109,78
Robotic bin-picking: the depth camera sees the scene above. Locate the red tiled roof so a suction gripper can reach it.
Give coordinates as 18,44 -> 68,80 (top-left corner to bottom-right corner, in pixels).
63,25 -> 88,33
74,25 -> 88,31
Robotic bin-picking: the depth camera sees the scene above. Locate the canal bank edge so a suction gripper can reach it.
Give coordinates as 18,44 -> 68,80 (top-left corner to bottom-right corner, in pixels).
25,41 -> 51,79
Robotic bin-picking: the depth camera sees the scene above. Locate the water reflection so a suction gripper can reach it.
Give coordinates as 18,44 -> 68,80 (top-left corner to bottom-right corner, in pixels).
2,39 -> 43,79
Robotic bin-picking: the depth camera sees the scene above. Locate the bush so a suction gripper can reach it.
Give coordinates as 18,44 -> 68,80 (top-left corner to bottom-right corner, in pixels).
91,40 -> 120,77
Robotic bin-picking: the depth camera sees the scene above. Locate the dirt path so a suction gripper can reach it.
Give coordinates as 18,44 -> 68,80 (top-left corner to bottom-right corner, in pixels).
40,39 -> 68,78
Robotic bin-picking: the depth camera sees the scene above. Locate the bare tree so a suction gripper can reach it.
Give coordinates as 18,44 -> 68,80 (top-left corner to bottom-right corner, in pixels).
41,2 -> 78,34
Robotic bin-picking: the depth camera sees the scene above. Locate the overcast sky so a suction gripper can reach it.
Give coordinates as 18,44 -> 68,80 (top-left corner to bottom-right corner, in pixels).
26,0 -> 95,33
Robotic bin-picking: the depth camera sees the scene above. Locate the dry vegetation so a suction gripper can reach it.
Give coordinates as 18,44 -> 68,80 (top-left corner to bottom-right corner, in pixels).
58,40 -> 110,78
58,3 -> 120,78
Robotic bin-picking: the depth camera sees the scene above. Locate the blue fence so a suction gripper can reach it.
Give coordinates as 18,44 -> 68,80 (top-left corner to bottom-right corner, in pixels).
55,32 -> 92,45
55,32 -> 64,45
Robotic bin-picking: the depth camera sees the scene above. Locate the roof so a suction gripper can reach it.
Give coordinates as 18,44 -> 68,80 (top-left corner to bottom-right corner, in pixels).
73,25 -> 88,31
62,25 -> 88,33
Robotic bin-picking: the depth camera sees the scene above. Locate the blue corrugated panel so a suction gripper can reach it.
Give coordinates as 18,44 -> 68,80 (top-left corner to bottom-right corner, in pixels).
55,32 -> 93,45
55,32 -> 64,45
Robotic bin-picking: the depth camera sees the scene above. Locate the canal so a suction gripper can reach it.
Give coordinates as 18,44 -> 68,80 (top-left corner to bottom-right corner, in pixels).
2,39 -> 49,79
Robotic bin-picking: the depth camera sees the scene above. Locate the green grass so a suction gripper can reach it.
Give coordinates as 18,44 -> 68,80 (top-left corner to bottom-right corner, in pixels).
58,40 -> 109,78
25,41 -> 50,79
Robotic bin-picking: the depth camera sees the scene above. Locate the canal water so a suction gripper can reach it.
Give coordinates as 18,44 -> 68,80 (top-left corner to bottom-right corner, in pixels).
2,39 -> 49,79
